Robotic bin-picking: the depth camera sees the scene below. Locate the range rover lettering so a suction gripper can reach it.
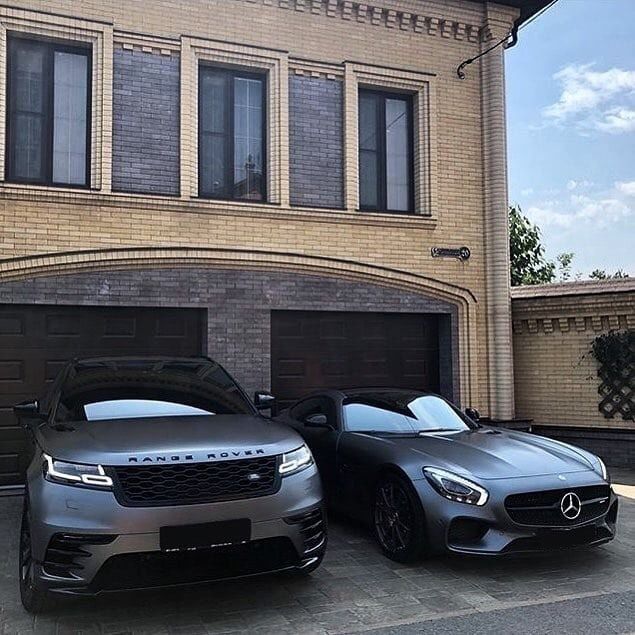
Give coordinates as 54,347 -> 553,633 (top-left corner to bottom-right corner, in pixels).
15,357 -> 326,613
277,388 -> 617,562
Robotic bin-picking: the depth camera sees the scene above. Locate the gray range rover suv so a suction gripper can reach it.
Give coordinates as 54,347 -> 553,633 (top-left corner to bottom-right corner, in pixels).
14,357 -> 325,613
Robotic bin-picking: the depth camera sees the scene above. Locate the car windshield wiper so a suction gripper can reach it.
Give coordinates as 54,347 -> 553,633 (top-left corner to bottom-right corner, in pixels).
417,428 -> 458,434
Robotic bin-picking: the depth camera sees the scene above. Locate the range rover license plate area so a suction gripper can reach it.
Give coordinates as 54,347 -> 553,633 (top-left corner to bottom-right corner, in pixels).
160,519 -> 251,551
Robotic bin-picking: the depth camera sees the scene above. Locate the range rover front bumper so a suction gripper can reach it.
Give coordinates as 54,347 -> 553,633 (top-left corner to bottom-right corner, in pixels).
26,462 -> 325,595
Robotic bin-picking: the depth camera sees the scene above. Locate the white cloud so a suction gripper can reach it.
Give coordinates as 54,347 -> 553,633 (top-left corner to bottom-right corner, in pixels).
566,179 -> 593,191
597,107 -> 635,133
520,187 -> 534,197
616,180 -> 635,196
526,186 -> 632,229
542,64 -> 635,134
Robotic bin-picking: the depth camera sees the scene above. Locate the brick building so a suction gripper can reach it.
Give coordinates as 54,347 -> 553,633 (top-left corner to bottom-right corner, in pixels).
0,0 -> 548,487
512,279 -> 635,467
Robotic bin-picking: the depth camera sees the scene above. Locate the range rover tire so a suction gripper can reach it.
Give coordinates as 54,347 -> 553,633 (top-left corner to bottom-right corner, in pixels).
19,500 -> 53,614
373,473 -> 428,563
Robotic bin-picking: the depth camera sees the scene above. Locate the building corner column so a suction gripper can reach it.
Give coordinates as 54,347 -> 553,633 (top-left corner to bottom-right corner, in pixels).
480,8 -> 516,419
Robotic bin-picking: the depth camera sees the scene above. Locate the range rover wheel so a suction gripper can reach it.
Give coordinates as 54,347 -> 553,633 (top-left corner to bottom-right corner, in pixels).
19,500 -> 52,614
373,474 -> 427,563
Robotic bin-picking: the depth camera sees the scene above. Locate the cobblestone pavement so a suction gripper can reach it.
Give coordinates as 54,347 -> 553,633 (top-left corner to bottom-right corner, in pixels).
1,471 -> 633,635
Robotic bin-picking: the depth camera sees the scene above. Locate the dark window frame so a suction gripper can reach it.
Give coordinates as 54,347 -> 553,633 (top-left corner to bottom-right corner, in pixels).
5,33 -> 92,188
198,64 -> 267,203
358,88 -> 414,214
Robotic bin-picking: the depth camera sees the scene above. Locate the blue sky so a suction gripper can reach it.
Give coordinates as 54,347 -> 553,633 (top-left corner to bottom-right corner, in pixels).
506,0 -> 634,277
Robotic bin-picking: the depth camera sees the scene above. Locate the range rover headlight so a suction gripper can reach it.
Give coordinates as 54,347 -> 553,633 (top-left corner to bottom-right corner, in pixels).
43,453 -> 113,488
424,467 -> 488,506
279,445 -> 314,476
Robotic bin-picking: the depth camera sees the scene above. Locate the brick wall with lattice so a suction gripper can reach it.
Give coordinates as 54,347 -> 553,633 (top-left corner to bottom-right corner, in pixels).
511,280 -> 635,430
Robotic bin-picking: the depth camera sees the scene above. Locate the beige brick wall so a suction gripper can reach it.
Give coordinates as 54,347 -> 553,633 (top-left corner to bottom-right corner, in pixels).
512,280 -> 635,430
0,0 -> 520,415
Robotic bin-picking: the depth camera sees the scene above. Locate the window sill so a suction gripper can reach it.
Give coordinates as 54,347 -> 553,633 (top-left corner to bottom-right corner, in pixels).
0,182 -> 438,229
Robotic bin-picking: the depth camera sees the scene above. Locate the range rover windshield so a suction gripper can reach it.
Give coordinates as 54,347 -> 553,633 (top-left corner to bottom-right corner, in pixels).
54,358 -> 254,422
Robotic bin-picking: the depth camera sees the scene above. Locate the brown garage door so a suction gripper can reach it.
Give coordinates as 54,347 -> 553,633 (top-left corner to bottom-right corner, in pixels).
271,311 -> 440,408
0,305 -> 205,487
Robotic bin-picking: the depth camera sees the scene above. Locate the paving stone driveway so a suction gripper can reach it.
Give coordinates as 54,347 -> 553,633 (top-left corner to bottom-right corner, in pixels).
1,473 -> 634,635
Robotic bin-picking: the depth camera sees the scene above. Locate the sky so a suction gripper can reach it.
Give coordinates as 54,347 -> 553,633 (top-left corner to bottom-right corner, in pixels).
506,0 -> 634,278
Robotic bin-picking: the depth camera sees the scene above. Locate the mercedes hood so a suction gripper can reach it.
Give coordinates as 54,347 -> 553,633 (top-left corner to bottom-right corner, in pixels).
365,427 -> 599,480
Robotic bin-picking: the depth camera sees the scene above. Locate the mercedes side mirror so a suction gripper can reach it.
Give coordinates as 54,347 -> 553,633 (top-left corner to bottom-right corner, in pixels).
254,391 -> 276,412
465,407 -> 480,422
13,399 -> 47,422
304,413 -> 330,429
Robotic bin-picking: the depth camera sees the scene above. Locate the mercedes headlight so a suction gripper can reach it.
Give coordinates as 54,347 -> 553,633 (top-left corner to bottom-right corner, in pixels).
279,445 -> 314,476
43,453 -> 113,488
424,467 -> 488,506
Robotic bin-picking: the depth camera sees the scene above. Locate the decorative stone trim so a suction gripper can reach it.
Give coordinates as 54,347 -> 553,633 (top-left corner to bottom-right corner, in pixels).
179,36 -> 289,204
512,315 -> 633,335
289,58 -> 343,80
0,182 -> 438,231
0,6 -> 113,192
114,32 -> 180,56
343,62 -> 438,217
245,0 -> 482,42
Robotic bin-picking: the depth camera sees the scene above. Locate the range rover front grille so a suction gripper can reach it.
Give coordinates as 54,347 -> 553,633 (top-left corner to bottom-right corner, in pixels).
110,456 -> 280,507
505,485 -> 611,527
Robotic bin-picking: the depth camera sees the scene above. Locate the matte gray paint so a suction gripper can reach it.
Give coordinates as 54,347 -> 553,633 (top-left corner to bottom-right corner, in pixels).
280,392 -> 617,556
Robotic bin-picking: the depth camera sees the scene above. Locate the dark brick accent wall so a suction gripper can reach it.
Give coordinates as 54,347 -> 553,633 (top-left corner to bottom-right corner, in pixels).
289,76 -> 344,209
112,48 -> 180,195
0,268 -> 459,402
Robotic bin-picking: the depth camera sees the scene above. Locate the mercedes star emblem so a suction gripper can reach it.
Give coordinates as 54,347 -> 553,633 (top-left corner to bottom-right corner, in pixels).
560,492 -> 582,520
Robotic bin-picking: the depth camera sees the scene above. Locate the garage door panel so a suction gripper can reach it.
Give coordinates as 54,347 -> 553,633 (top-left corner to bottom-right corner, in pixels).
0,305 -> 205,487
272,311 -> 441,408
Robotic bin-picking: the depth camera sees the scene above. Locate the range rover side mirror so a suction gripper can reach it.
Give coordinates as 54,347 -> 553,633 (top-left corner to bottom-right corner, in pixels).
254,391 -> 276,413
13,399 -> 47,422
304,413 -> 330,428
465,407 -> 480,422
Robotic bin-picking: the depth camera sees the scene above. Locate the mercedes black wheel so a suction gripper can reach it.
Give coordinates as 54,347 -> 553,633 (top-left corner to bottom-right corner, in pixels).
373,473 -> 427,563
19,500 -> 52,614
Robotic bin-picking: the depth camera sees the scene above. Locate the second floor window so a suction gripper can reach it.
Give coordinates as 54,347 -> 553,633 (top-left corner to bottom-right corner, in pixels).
359,89 -> 413,213
6,36 -> 91,187
199,66 -> 266,202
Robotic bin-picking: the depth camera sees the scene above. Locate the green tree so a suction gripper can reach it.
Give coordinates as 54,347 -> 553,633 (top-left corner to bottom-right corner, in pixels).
589,269 -> 629,280
557,252 -> 575,281
508,205 -> 555,286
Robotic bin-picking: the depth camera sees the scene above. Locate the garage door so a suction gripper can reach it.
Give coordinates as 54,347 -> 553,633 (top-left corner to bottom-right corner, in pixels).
0,305 -> 205,487
271,311 -> 440,408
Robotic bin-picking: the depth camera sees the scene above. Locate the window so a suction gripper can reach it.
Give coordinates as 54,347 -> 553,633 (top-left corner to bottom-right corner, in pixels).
83,400 -> 214,421
199,66 -> 266,201
343,392 -> 470,433
358,89 -> 413,213
6,36 -> 91,186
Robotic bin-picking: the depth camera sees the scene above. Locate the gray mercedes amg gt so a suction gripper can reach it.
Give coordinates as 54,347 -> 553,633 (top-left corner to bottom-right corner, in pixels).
14,357 -> 325,613
277,388 -> 617,562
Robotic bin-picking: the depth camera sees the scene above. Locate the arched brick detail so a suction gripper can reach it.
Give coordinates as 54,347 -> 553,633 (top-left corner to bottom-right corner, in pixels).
0,248 -> 478,406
